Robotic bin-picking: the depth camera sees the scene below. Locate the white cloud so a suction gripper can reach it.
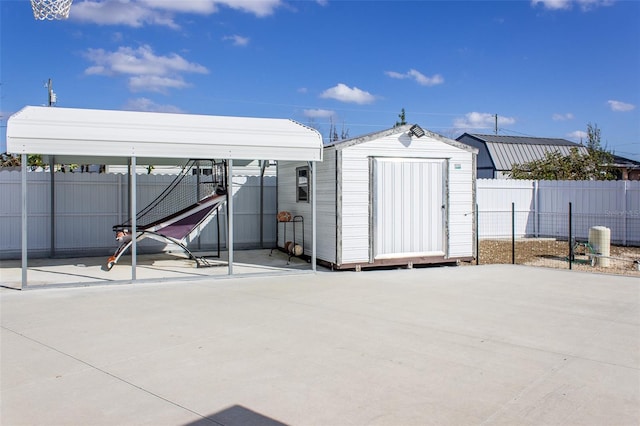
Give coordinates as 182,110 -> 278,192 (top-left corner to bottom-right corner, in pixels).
320,83 -> 376,105
72,0 -> 179,28
297,87 -> 308,94
575,0 -> 615,10
567,130 -> 588,140
531,0 -> 572,9
552,112 -> 574,121
128,75 -> 189,92
138,0 -> 219,14
83,45 -> 208,93
223,35 -> 250,46
303,109 -> 335,118
213,0 -> 282,17
71,0 -> 282,28
84,45 -> 208,76
453,112 -> 516,131
385,71 -> 405,79
85,65 -> 108,75
607,100 -> 635,112
408,69 -> 444,86
123,97 -> 185,113
385,69 -> 444,87
531,0 -> 614,11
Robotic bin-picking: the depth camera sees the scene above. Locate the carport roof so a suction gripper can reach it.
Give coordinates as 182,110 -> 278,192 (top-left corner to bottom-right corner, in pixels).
7,106 -> 323,164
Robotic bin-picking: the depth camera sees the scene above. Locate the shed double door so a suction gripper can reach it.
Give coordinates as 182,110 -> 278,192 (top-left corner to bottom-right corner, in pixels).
371,157 -> 447,260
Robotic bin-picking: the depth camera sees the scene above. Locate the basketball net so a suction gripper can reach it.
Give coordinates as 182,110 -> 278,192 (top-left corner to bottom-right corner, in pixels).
31,0 -> 73,20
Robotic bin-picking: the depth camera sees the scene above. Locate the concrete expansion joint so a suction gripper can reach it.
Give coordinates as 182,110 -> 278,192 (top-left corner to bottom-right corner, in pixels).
1,325 -> 212,423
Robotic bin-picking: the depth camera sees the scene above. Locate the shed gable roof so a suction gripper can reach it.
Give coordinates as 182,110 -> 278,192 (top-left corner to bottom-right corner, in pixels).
326,124 -> 477,153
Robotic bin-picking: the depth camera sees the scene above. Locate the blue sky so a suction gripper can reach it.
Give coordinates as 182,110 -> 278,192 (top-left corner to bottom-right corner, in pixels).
1,0 -> 639,161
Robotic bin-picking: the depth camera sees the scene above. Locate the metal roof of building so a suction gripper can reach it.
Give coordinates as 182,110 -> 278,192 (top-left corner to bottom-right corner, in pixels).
468,134 -> 580,146
611,154 -> 640,168
466,133 -> 587,171
7,106 -> 323,164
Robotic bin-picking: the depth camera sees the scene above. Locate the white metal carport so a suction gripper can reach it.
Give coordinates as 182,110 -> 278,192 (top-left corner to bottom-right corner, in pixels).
6,106 -> 323,289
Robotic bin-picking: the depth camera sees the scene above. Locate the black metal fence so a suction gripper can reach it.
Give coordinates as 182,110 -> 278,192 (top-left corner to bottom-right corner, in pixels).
477,203 -> 640,276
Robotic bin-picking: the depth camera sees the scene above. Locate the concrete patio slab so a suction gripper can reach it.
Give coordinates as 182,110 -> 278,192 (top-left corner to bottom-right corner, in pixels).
0,249 -> 313,290
1,265 -> 639,425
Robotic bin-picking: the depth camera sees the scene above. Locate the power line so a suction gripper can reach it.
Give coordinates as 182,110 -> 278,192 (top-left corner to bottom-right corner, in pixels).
186,94 -> 466,117
499,128 -> 537,137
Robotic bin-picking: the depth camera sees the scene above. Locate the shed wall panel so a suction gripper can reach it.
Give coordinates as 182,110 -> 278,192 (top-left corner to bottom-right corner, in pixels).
339,149 -> 372,263
277,157 -> 336,262
316,149 -> 337,263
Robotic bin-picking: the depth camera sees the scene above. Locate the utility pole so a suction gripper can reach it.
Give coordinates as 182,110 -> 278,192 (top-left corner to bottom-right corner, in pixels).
494,113 -> 498,135
47,78 -> 57,106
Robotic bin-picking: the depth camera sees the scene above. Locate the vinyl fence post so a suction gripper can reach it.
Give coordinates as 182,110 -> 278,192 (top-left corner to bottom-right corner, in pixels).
622,180 -> 627,246
511,202 -> 515,265
50,156 -> 55,258
476,203 -> 480,265
534,180 -> 539,237
568,202 -> 573,270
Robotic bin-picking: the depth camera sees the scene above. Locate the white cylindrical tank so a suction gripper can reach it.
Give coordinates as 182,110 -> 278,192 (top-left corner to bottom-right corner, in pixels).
588,226 -> 611,267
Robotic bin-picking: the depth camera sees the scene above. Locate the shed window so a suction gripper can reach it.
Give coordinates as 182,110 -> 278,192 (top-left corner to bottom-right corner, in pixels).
296,166 -> 309,202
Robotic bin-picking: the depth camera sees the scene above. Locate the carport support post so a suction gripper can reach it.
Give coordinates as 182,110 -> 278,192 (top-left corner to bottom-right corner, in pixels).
131,156 -> 137,280
21,154 -> 28,289
310,161 -> 317,271
228,159 -> 234,275
259,160 -> 266,248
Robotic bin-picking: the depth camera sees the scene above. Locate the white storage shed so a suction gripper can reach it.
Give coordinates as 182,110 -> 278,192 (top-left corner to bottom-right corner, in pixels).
277,124 -> 478,270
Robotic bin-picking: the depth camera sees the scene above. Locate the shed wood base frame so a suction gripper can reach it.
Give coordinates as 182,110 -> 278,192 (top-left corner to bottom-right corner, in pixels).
320,256 -> 475,271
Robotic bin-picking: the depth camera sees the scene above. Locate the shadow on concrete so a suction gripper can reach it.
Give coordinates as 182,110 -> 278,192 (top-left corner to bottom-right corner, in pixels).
185,405 -> 288,426
0,249 -> 316,289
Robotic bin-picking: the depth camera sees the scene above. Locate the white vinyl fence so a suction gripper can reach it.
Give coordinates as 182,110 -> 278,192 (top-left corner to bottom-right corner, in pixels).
2,173 -> 639,259
0,171 -> 277,259
477,179 -> 640,245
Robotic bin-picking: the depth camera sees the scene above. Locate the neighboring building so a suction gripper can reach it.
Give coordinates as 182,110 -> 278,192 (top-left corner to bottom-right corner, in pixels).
611,154 -> 640,181
456,133 -> 640,180
456,133 -> 587,179
277,124 -> 478,270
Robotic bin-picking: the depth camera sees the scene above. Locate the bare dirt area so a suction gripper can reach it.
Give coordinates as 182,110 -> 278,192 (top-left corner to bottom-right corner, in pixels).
476,238 -> 640,277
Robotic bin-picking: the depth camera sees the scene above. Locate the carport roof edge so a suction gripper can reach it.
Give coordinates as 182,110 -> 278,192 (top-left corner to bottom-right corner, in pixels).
6,106 -> 323,162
